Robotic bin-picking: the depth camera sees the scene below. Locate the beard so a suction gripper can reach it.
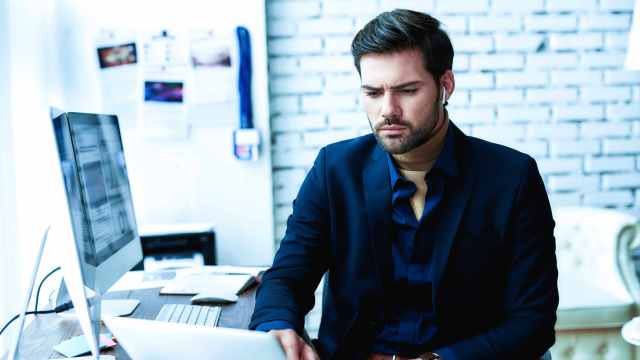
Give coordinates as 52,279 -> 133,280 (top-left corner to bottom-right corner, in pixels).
369,98 -> 441,155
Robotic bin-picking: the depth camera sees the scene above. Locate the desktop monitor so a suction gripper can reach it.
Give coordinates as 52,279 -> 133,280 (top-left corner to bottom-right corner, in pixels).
52,112 -> 143,295
52,112 -> 143,358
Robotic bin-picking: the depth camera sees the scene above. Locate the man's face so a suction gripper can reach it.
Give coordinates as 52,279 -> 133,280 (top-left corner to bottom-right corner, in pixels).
360,48 -> 442,154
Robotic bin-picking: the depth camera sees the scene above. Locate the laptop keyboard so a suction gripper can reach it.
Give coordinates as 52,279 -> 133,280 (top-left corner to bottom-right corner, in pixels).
155,304 -> 221,327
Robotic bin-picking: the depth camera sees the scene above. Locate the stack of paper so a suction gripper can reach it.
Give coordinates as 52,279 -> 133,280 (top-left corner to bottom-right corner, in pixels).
160,273 -> 255,296
108,265 -> 268,293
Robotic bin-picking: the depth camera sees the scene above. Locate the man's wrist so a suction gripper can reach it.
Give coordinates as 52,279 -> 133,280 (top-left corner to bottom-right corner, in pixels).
255,320 -> 294,332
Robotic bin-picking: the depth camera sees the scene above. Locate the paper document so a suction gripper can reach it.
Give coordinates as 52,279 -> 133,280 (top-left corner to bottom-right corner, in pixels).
160,273 -> 254,296
206,265 -> 267,277
108,266 -> 267,293
108,269 -> 180,292
189,28 -> 237,104
95,29 -> 138,108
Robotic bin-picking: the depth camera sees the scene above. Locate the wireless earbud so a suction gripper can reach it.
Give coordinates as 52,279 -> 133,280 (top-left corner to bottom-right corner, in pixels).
441,87 -> 447,105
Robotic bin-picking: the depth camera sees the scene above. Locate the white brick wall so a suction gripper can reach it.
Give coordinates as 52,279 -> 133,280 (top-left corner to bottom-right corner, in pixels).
538,158 -> 583,174
439,16 -> 467,33
303,129 -> 359,147
551,70 -> 601,86
268,1 -> 321,18
301,94 -> 358,112
470,15 -> 521,33
323,1 -> 379,16
380,0 -> 435,13
299,18 -> 355,36
455,72 -> 494,89
580,52 -> 627,68
496,71 -> 549,88
324,36 -> 355,53
492,0 -> 544,13
549,192 -> 582,206
600,0 -> 636,11
437,0 -> 489,14
553,104 -> 605,121
495,34 -> 545,52
471,89 -> 524,105
549,33 -> 603,51
471,124 -> 525,141
585,155 -> 635,172
603,139 -> 640,154
548,174 -> 600,192
580,14 -> 631,31
611,102 -> 639,121
449,107 -> 495,124
525,15 -> 578,32
497,105 -> 549,123
450,34 -> 493,53
581,86 -> 632,103
603,173 -> 640,189
271,75 -> 323,94
547,0 -> 598,12
528,53 -> 580,69
580,121 -> 631,138
583,190 -> 634,206
471,54 -> 525,70
550,140 -> 601,156
527,123 -> 578,139
269,38 -> 324,55
606,70 -> 640,85
526,88 -> 578,103
265,0 -> 640,332
271,114 -> 326,132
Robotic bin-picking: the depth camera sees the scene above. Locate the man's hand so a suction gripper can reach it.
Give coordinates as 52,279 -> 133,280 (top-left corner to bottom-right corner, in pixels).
270,329 -> 320,360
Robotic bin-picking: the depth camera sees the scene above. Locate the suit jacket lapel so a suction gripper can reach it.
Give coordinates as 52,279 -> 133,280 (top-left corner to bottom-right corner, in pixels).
360,124 -> 475,306
430,125 -> 474,308
362,144 -> 393,292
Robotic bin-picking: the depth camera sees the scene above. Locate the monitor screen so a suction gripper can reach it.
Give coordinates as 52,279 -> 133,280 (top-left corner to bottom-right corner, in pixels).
53,112 -> 141,291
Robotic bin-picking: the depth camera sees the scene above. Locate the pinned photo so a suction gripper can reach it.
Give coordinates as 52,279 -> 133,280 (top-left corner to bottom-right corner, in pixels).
97,43 -> 137,68
144,81 -> 184,103
190,42 -> 232,68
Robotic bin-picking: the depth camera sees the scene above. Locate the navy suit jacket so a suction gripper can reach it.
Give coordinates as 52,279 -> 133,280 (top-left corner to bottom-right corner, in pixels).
250,123 -> 559,360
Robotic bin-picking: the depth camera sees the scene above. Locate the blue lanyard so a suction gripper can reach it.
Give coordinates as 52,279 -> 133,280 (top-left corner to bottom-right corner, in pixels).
236,26 -> 253,129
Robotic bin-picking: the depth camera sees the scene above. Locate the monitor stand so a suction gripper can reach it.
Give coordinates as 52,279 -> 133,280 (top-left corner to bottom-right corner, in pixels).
56,282 -> 140,317
101,299 -> 140,317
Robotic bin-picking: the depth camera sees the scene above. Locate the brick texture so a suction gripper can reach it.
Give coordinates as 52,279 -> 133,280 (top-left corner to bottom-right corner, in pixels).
265,0 -> 640,260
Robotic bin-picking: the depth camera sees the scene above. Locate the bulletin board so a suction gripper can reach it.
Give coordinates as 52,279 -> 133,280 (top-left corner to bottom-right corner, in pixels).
54,0 -> 275,265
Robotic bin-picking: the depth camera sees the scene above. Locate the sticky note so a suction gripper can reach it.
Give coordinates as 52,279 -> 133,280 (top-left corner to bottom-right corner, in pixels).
53,333 -> 115,358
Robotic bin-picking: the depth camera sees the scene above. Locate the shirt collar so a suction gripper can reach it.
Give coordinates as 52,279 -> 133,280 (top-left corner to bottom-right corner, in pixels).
386,123 -> 458,190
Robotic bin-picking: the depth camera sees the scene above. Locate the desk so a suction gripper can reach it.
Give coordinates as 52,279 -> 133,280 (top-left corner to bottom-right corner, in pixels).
13,286 -> 256,359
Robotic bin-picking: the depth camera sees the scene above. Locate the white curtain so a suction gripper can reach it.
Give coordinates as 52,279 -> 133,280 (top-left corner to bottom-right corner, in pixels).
0,0 -> 18,355
627,0 -> 640,69
0,0 -> 66,355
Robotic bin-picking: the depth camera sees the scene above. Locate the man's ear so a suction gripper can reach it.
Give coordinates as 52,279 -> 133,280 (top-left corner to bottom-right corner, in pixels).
439,70 -> 455,103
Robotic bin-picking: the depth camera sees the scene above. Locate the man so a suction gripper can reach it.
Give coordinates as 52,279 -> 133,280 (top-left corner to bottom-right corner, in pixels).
250,9 -> 558,360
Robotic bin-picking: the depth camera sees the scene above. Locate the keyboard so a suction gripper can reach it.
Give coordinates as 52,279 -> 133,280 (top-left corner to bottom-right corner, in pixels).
155,304 -> 221,327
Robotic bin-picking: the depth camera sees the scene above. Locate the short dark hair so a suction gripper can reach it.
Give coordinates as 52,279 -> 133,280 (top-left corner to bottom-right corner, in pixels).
351,9 -> 454,85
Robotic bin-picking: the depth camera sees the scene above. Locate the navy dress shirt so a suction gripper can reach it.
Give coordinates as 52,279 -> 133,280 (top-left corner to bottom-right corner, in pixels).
371,125 -> 457,357
258,126 -> 458,357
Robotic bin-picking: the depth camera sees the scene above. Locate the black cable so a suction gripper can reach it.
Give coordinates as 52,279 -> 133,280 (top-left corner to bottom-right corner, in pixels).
0,301 -> 73,337
0,310 -> 54,337
35,266 -> 61,313
1,265 -> 72,338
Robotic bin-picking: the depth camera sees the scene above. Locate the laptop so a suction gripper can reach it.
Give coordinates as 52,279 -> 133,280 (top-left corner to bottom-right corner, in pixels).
104,316 -> 286,360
